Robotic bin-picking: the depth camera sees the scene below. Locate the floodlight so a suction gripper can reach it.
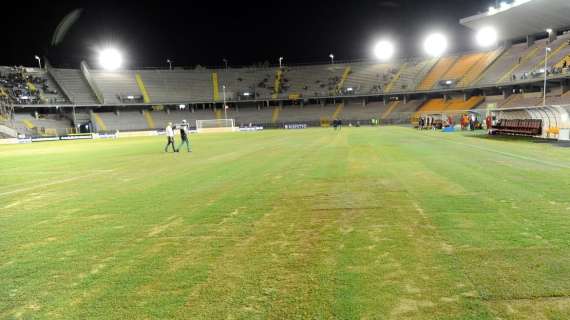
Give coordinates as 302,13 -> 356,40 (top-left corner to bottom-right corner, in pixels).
98,48 -> 123,71
476,27 -> 498,47
374,40 -> 395,61
423,33 -> 448,57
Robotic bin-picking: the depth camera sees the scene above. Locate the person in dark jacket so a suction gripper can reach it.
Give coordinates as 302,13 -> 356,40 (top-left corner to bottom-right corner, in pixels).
177,120 -> 192,152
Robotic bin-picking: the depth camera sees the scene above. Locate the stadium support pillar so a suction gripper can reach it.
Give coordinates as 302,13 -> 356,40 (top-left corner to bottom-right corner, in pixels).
502,88 -> 512,99
362,99 -> 366,107
561,79 -> 570,95
300,100 -> 304,108
463,92 -> 468,101
502,39 -> 513,50
526,35 -> 535,48
549,29 -> 558,43
383,96 -> 388,105
404,95 -> 409,104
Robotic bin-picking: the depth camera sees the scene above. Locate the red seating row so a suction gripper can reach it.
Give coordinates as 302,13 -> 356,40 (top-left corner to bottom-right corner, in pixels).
492,119 -> 542,136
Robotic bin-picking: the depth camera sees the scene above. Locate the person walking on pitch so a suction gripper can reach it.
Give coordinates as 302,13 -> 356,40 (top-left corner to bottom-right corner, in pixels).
177,119 -> 192,152
164,122 -> 176,152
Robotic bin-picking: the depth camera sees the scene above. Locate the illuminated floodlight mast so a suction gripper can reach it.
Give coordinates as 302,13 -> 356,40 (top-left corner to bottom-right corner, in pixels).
476,26 -> 498,47
98,48 -> 123,71
374,40 -> 395,61
424,33 -> 448,57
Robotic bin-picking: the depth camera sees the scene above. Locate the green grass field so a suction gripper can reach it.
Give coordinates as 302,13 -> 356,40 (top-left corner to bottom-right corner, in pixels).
2,127 -> 570,319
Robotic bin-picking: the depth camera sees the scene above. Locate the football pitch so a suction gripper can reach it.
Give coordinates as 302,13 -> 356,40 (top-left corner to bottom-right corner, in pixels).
2,127 -> 570,319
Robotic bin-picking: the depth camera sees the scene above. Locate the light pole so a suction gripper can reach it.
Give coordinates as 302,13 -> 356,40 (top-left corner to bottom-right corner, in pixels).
34,55 -> 42,69
329,53 -> 334,64
166,59 -> 173,70
543,46 -> 551,106
279,57 -> 283,68
222,85 -> 227,119
223,58 -> 228,71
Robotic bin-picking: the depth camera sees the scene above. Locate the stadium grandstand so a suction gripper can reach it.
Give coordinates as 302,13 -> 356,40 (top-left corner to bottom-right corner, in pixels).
0,0 -> 570,139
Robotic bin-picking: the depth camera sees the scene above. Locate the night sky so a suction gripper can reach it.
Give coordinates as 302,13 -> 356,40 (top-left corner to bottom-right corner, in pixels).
2,0 -> 494,69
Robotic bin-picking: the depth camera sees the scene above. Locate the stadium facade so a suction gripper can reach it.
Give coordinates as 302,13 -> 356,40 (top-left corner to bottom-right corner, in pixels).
1,0 -> 570,138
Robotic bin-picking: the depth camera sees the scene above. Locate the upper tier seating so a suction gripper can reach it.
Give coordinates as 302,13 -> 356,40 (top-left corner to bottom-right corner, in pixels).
442,53 -> 485,81
0,67 -> 68,105
457,49 -> 503,87
417,56 -> 458,91
387,59 -> 438,92
50,68 -> 98,105
138,70 -> 213,103
90,71 -> 142,104
477,43 -> 533,86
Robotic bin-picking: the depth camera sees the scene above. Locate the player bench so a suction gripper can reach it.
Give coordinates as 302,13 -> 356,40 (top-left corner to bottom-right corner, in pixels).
491,119 -> 542,136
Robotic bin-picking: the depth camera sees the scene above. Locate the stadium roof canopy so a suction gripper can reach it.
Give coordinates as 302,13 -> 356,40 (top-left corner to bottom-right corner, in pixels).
460,0 -> 570,41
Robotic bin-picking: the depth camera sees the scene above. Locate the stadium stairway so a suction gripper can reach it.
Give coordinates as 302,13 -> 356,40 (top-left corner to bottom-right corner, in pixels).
417,56 -> 457,90
457,49 -> 503,87
383,64 -> 407,93
271,107 -> 281,123
332,103 -> 344,119
337,66 -> 352,93
21,119 -> 35,129
135,73 -> 152,103
93,113 -> 108,131
381,101 -> 400,119
215,109 -> 223,120
142,110 -> 155,129
212,72 -> 220,101
272,69 -> 283,99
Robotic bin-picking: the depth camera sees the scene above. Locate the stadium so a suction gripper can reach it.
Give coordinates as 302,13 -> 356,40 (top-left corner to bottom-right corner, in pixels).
2,0 -> 570,318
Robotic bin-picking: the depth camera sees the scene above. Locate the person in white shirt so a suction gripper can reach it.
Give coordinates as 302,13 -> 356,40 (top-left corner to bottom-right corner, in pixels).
164,122 -> 176,152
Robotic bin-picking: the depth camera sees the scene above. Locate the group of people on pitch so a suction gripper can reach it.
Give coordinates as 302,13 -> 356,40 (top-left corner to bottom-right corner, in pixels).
164,120 -> 192,153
